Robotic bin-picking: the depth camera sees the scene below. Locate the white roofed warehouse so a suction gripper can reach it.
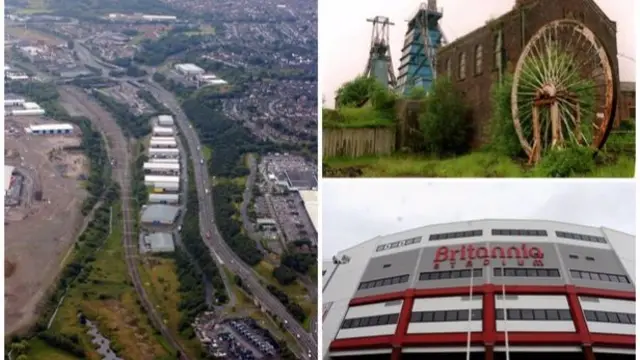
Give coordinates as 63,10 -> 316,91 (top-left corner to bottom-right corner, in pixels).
174,63 -> 205,76
144,175 -> 180,186
26,123 -> 74,135
140,204 -> 180,225
141,232 -> 175,253
143,162 -> 180,175
148,147 -> 180,159
152,126 -> 174,136
157,115 -> 174,126
323,219 -> 635,360
149,138 -> 177,148
148,193 -> 180,204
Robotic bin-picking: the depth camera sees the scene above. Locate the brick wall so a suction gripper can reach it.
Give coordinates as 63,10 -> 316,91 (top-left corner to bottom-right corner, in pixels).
435,0 -> 619,148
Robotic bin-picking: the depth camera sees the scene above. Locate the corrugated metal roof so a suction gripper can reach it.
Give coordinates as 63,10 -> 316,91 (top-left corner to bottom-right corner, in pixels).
29,123 -> 73,131
140,205 -> 180,224
144,232 -> 175,252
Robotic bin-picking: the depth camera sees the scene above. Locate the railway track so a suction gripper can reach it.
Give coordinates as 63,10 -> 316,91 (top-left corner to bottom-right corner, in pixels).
59,87 -> 192,360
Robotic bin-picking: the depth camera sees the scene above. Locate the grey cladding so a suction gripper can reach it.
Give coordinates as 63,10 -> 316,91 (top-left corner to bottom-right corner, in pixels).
557,243 -> 634,292
354,250 -> 420,297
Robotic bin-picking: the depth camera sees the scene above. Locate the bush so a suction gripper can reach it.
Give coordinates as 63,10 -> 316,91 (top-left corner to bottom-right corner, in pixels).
419,77 -> 472,155
533,147 -> 594,177
488,73 -> 524,158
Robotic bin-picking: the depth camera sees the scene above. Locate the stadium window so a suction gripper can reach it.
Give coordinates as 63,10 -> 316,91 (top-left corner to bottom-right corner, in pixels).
340,313 -> 400,329
569,254 -> 579,259
491,229 -> 548,236
555,231 -> 607,244
358,274 -> 410,290
583,310 -> 636,325
410,309 -> 483,323
569,269 -> 630,284
496,308 -> 574,321
493,267 -> 559,278
419,268 -> 483,281
429,229 -> 482,241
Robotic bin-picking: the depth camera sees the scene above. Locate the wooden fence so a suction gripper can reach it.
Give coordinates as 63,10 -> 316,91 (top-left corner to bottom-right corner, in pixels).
323,127 -> 396,158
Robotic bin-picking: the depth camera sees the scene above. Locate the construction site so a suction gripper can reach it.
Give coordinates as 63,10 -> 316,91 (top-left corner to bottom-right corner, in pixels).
4,114 -> 89,334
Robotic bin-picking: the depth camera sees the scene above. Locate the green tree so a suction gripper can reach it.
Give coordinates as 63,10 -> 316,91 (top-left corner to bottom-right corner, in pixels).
419,77 -> 472,155
408,86 -> 427,99
335,76 -> 380,107
488,73 -> 523,157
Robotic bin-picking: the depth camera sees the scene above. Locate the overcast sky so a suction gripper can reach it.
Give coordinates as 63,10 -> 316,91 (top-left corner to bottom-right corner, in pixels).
320,0 -> 637,108
322,180 -> 636,257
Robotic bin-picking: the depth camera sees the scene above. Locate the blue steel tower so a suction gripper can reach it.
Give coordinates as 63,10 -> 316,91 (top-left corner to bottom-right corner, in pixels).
396,0 -> 447,95
364,16 -> 397,89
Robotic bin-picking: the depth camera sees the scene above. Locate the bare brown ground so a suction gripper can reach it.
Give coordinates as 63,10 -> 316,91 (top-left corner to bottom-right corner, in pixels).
6,27 -> 64,45
4,117 -> 88,335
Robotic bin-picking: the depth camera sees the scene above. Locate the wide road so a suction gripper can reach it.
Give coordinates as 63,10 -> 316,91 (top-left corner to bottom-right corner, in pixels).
145,81 -> 318,359
59,87 -> 192,360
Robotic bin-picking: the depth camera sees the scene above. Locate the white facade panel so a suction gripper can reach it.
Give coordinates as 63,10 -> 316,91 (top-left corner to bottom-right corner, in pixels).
579,297 -> 635,313
496,320 -> 575,332
495,295 -> 570,310
331,349 -> 392,357
323,299 -> 350,352
412,296 -> 482,311
407,321 -> 482,334
344,301 -> 403,319
335,325 -> 397,339
586,322 -> 635,335
604,228 -> 635,284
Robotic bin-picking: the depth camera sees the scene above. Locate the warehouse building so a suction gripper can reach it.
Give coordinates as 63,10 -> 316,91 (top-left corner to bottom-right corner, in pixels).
143,162 -> 180,175
150,182 -> 180,193
150,158 -> 180,164
4,97 -> 25,107
140,204 -> 180,225
152,126 -> 174,136
157,115 -> 175,127
299,190 -> 318,232
10,102 -> 46,116
149,138 -> 177,148
149,147 -> 180,159
148,193 -> 180,204
26,123 -> 73,135
141,232 -> 175,253
144,175 -> 180,186
175,63 -> 205,76
4,165 -> 15,195
323,219 -> 635,360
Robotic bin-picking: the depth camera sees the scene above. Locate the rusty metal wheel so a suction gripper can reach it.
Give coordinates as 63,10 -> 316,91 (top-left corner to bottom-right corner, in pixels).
511,19 -> 618,163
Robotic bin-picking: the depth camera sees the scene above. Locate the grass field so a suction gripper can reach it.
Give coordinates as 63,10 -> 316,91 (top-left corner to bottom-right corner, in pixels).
137,256 -> 203,359
6,27 -> 62,45
324,152 -> 635,178
27,339 -> 81,360
45,203 -> 173,360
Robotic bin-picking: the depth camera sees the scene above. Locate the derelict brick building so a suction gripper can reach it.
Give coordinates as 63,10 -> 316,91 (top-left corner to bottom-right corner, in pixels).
434,0 -> 619,147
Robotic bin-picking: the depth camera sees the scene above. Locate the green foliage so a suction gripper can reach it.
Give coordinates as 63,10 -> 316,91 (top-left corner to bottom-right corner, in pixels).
135,34 -> 205,66
419,77 -> 472,155
533,147 -> 595,177
488,73 -> 524,158
408,86 -> 427,100
281,253 -> 316,274
322,107 -> 394,128
272,266 -> 296,286
181,94 -> 310,178
266,285 -> 306,323
211,181 -> 263,265
335,76 -> 377,107
93,90 -> 151,138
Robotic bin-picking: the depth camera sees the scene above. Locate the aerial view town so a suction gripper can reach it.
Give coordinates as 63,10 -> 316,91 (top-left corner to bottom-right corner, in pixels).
4,0 -> 318,359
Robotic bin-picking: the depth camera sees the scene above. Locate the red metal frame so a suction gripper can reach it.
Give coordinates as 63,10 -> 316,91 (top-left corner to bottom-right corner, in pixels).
330,284 -> 635,358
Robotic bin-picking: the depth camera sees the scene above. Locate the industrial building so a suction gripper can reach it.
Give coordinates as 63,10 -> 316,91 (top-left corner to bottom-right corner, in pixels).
148,147 -> 180,159
4,165 -> 15,194
26,123 -> 73,135
150,158 -> 180,164
4,97 -> 25,107
149,138 -> 177,148
151,136 -> 176,142
141,232 -> 175,253
140,204 -> 180,225
323,219 -> 635,360
152,126 -> 174,136
198,74 -> 228,86
157,115 -> 175,127
144,175 -> 180,186
299,190 -> 318,232
148,193 -> 180,204
9,102 -> 46,116
175,63 -> 205,76
151,182 -> 180,193
143,162 -> 180,175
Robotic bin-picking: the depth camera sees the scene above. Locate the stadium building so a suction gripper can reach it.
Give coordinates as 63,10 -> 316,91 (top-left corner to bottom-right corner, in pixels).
322,219 -> 635,360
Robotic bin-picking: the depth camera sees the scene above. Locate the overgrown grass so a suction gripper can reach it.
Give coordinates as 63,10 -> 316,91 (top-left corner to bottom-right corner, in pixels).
322,107 -> 394,128
48,203 -> 173,359
324,151 -> 634,178
27,339 -> 80,360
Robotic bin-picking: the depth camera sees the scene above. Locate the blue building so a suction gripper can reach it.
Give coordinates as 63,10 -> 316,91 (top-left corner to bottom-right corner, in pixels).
396,0 -> 446,95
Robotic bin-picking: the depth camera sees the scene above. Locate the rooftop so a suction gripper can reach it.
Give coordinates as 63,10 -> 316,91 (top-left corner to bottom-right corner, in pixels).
140,204 -> 180,224
144,232 -> 175,252
28,123 -> 74,131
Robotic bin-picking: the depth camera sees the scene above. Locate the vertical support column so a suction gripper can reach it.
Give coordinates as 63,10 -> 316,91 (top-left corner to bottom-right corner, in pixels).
485,344 -> 495,360
391,347 -> 402,360
392,289 -> 416,350
583,345 -> 596,360
566,286 -> 591,345
482,285 -> 497,347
